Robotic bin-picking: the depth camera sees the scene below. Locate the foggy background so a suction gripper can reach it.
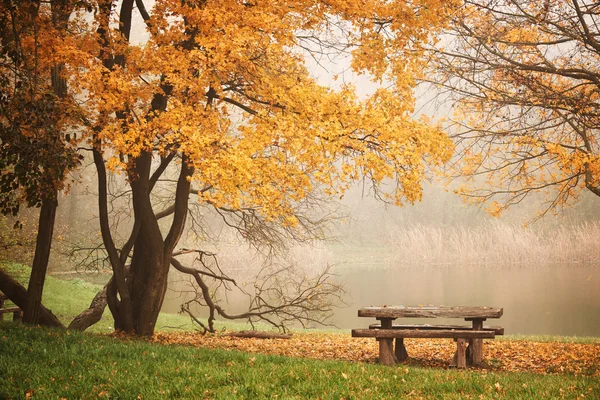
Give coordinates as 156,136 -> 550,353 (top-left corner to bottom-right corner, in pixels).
6,2 -> 598,337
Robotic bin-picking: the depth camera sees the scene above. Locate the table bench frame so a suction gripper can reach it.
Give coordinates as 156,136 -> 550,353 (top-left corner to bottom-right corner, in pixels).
352,327 -> 495,368
354,306 -> 503,368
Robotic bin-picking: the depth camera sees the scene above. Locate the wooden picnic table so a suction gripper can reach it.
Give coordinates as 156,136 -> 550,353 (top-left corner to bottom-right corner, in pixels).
0,293 -> 22,322
354,305 -> 503,367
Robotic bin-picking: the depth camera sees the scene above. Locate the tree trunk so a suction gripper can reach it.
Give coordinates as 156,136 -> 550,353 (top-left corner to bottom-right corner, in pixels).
94,146 -> 135,333
128,250 -> 169,336
107,151 -> 193,336
0,267 -> 64,328
21,0 -> 72,326
126,151 -> 167,336
67,283 -> 108,331
23,196 -> 57,325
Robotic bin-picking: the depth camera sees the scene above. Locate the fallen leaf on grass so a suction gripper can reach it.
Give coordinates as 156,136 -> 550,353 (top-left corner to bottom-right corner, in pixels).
123,331 -> 600,376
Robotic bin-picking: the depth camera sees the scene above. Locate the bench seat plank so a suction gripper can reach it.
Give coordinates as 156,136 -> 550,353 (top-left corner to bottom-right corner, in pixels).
368,324 -> 504,335
352,328 -> 495,339
0,307 -> 21,314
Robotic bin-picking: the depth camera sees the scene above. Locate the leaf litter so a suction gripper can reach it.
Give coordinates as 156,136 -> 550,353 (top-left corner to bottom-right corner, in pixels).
144,332 -> 600,376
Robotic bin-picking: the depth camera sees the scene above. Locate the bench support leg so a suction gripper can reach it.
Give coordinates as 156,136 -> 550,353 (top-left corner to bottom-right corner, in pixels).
471,320 -> 484,366
466,342 -> 473,365
456,338 -> 467,369
377,338 -> 398,365
376,317 -> 398,366
395,338 -> 408,362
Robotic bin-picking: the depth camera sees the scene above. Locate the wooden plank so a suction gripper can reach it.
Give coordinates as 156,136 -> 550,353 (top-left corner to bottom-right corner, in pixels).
358,306 -> 503,319
0,307 -> 21,314
352,329 -> 495,339
0,307 -> 23,322
368,324 -> 504,335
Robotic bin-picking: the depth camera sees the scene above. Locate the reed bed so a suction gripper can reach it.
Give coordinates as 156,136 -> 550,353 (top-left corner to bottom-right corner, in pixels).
381,221 -> 600,268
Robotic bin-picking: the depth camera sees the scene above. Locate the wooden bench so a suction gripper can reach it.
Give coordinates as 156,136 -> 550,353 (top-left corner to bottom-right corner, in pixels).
368,323 -> 504,366
354,305 -> 504,368
352,328 -> 495,368
0,294 -> 23,322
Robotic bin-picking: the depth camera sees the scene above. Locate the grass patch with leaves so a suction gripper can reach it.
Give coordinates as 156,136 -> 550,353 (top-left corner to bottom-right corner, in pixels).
1,322 -> 599,399
1,262 -> 199,333
1,262 -> 270,333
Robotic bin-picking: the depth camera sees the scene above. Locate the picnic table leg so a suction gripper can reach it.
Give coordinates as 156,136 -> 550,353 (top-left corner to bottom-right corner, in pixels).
450,338 -> 471,367
456,338 -> 467,369
377,318 -> 398,365
470,319 -> 484,366
395,338 -> 408,362
377,338 -> 397,365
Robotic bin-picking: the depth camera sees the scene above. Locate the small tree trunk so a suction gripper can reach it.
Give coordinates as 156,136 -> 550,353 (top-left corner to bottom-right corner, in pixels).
22,0 -> 72,326
23,196 -> 57,325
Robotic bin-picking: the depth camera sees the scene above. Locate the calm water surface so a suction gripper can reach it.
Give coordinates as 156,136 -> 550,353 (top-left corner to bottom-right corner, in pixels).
332,264 -> 600,336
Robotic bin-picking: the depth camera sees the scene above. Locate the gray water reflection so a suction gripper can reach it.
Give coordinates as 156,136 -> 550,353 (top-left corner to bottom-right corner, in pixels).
333,264 -> 600,336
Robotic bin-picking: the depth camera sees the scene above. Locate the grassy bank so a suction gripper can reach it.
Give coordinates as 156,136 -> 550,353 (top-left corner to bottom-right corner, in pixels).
1,262 -> 196,333
1,322 -> 598,399
1,262 -> 599,398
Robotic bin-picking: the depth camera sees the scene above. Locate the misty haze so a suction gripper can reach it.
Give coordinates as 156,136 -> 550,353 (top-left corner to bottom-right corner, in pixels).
2,0 -> 600,397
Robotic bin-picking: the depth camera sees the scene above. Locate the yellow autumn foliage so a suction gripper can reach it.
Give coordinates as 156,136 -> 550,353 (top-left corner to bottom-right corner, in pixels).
427,0 -> 600,217
11,0 -> 458,222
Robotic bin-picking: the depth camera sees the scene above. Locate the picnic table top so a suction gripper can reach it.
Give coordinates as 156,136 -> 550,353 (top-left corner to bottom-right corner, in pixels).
358,305 -> 503,319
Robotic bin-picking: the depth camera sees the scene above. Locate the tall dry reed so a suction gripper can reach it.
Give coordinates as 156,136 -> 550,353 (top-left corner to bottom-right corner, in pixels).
381,221 -> 600,268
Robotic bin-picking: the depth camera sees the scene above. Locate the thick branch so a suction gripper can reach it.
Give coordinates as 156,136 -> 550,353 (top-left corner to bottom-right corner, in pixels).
163,155 -> 194,255
0,267 -> 64,328
92,145 -> 134,332
67,283 -> 108,331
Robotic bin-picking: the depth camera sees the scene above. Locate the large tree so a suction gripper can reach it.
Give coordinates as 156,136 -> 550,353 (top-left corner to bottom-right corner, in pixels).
0,0 -> 81,324
425,0 -> 600,217
35,0 -> 458,335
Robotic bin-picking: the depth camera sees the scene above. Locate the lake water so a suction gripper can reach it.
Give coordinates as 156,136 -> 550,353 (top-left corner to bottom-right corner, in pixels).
162,262 -> 600,337
331,264 -> 600,336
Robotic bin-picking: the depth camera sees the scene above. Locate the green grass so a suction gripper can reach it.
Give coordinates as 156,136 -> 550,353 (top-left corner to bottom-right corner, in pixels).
499,334 -> 600,345
1,322 -> 598,400
2,262 -> 201,333
1,262 -> 268,333
2,261 -> 600,399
